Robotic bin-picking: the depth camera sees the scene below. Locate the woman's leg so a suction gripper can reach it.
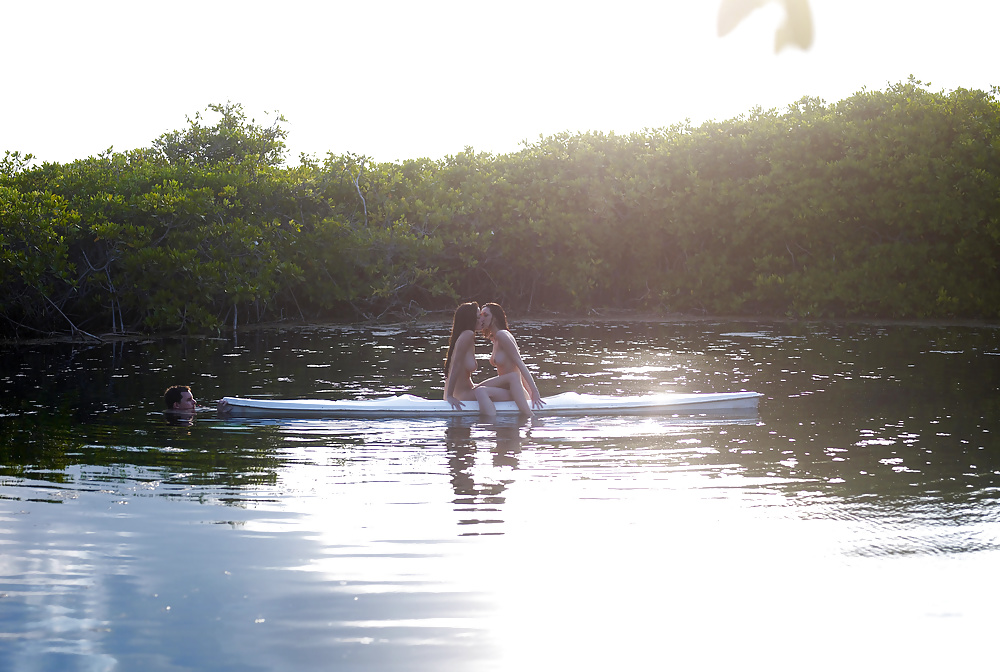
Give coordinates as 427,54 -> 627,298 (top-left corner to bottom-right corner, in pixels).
473,386 -> 497,416
484,372 -> 531,415
474,374 -> 533,416
475,375 -> 508,391
480,376 -> 534,408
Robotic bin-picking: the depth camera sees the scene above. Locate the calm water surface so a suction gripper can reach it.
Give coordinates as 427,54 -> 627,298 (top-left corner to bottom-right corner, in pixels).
1,320 -> 999,671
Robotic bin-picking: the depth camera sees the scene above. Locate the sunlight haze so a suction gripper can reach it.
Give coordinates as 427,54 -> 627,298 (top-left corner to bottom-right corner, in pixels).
4,0 -> 997,165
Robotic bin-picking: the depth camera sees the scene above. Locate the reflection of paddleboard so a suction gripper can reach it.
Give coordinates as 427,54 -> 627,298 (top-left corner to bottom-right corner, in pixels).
218,391 -> 762,418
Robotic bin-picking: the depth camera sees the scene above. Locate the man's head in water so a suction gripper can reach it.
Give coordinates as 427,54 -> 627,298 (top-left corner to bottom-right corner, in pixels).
164,385 -> 196,412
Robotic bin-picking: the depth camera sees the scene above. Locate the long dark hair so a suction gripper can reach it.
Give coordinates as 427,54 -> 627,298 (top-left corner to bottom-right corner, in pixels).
482,302 -> 508,336
444,302 -> 479,376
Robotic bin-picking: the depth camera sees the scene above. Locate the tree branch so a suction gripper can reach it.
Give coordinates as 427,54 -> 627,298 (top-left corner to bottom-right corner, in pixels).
41,292 -> 103,342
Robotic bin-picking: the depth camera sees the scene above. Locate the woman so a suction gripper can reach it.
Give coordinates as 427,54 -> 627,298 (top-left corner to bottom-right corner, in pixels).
444,302 -> 531,416
443,302 -> 480,408
475,302 -> 544,413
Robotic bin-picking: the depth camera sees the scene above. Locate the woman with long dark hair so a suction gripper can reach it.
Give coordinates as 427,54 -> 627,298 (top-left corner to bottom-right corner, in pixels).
474,302 -> 544,413
443,302 -> 481,411
444,302 -> 534,415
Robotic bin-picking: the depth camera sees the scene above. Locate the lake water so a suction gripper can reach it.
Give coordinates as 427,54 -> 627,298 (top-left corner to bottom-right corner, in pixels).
1,319 -> 999,671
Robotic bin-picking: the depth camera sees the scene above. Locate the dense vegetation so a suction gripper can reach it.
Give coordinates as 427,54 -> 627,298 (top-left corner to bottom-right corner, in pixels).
2,79 -> 998,338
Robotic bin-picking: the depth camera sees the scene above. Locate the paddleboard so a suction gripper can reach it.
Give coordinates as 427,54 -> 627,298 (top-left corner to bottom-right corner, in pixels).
217,390 -> 762,418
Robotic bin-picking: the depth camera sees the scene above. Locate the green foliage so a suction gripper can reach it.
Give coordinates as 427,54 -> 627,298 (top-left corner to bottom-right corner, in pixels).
153,102 -> 287,168
2,81 -> 1000,338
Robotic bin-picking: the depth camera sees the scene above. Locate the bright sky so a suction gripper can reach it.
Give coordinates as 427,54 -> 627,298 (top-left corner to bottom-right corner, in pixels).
4,0 -> 997,166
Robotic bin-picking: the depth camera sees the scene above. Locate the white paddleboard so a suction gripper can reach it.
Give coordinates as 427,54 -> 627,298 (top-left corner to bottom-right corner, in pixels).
218,390 -> 762,418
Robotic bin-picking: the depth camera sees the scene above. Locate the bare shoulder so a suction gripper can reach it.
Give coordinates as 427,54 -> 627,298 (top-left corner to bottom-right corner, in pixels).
495,329 -> 519,349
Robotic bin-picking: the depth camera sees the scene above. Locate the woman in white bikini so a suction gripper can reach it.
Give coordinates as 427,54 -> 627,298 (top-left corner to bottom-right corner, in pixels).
474,302 -> 544,414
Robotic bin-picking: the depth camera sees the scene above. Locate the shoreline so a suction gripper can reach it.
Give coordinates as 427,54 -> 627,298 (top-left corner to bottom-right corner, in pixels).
3,309 -> 998,346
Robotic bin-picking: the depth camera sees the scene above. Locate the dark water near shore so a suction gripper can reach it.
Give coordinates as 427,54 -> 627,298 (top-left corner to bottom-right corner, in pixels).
1,320 -> 999,671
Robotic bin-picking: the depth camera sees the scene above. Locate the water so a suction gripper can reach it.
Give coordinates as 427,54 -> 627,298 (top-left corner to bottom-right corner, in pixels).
1,320 -> 999,671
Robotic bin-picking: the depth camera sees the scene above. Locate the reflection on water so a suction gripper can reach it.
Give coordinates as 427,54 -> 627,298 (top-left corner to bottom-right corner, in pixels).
1,320 -> 999,670
446,418 -> 524,536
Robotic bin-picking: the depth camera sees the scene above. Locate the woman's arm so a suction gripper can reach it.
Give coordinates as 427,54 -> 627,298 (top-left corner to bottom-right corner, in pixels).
496,331 -> 544,408
444,330 -> 474,408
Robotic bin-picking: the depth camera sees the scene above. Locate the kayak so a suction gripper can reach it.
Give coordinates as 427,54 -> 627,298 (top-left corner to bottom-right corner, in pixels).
218,390 -> 762,418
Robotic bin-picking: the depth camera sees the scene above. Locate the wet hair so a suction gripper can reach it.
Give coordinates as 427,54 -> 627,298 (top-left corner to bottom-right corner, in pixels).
444,302 -> 479,376
164,385 -> 191,409
482,302 -> 508,334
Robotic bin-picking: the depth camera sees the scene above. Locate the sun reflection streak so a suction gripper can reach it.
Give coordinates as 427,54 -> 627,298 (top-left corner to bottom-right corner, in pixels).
474,479 -> 847,670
